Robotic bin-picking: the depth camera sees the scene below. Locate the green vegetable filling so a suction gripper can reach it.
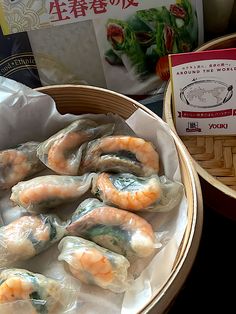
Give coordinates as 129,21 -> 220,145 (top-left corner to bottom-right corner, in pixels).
0,278 -> 5,286
101,150 -> 139,162
28,216 -> 58,253
71,199 -> 102,221
85,224 -> 132,257
46,217 -> 57,241
111,174 -> 147,192
30,291 -> 48,314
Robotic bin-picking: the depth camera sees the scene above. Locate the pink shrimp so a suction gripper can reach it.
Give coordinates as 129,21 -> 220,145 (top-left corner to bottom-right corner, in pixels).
0,276 -> 35,303
93,172 -> 161,211
2,216 -> 50,255
58,236 -> 130,292
39,119 -> 114,175
47,131 -> 89,175
80,136 -> 159,176
67,199 -> 156,258
0,216 -> 54,268
3,215 -> 49,237
0,269 -> 63,313
17,181 -> 80,208
69,204 -> 154,236
85,205 -> 154,236
0,150 -> 30,189
0,142 -> 44,190
69,248 -> 114,284
10,174 -> 93,213
0,214 -> 65,268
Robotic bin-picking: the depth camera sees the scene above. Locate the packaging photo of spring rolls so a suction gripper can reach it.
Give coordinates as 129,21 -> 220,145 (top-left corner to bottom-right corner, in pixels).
0,76 -> 188,314
94,0 -> 202,94
0,0 -> 203,95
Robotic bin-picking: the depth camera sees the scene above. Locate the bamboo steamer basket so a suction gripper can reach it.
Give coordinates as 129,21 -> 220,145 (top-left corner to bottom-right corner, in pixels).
37,85 -> 203,314
163,33 -> 236,220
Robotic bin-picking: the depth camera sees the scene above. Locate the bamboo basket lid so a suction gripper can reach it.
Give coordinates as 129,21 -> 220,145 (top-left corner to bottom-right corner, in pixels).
163,33 -> 236,219
37,85 -> 203,314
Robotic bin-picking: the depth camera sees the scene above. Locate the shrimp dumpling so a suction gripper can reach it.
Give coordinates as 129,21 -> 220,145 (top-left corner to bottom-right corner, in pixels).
58,236 -> 131,293
37,118 -> 115,175
92,173 -> 183,212
0,142 -> 44,190
0,269 -> 70,313
79,136 -> 159,176
10,173 -> 95,213
66,198 -> 157,260
0,214 -> 66,267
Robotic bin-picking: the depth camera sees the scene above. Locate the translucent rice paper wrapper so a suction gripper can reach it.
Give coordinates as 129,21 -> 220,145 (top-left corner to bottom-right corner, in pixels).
0,77 -> 188,314
0,268 -> 79,314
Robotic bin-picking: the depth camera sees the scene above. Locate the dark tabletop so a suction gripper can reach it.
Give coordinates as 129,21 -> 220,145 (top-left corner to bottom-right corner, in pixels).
169,204 -> 236,313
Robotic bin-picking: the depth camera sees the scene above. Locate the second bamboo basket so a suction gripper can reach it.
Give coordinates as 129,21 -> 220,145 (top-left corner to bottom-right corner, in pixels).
164,33 -> 236,220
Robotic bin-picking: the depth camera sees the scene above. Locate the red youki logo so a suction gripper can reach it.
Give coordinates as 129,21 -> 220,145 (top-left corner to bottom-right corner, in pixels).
209,123 -> 228,129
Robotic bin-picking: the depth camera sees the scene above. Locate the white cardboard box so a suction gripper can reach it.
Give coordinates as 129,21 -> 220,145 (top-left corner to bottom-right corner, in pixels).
169,48 -> 236,135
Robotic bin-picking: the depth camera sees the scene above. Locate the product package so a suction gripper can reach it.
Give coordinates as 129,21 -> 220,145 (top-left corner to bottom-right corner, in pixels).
0,27 -> 41,88
0,0 -> 204,95
169,48 -> 236,135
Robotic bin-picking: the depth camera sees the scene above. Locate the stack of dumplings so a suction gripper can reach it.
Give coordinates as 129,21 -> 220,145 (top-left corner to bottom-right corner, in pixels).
0,113 -> 183,312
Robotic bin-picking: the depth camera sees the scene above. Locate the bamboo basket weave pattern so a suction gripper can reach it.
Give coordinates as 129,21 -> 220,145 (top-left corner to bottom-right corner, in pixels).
181,136 -> 236,190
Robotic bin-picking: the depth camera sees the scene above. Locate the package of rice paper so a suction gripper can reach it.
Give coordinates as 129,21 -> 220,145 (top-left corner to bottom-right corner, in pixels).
0,26 -> 41,88
0,0 -> 203,95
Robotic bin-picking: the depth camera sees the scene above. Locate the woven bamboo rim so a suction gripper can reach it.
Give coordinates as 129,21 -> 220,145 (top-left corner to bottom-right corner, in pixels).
37,85 -> 203,314
163,33 -> 236,200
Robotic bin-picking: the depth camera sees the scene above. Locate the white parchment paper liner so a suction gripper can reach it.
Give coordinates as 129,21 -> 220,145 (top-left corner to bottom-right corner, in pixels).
0,77 -> 188,314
